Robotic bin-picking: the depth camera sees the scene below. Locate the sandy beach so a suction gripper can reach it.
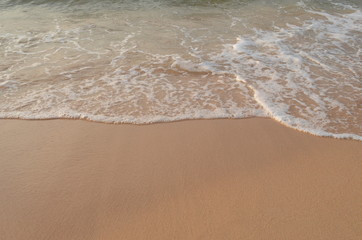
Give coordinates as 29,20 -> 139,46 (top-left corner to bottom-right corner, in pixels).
1,0 -> 361,239
0,118 -> 361,239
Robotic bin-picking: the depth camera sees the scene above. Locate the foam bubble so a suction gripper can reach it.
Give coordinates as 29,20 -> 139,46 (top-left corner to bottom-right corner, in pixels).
0,0 -> 361,140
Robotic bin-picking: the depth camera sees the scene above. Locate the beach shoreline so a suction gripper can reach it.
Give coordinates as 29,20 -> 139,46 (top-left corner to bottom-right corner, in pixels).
1,118 -> 361,239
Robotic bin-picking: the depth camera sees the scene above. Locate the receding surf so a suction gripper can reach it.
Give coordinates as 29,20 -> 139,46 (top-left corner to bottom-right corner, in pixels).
0,0 -> 361,140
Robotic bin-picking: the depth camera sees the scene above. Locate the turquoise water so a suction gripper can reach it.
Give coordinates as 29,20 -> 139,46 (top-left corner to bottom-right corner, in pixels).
0,0 -> 361,139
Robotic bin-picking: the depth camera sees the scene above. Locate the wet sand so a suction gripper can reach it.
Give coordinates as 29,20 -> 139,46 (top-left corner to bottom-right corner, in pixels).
0,118 -> 361,240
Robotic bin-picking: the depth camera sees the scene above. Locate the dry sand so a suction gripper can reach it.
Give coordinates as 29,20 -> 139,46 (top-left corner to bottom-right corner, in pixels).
0,118 -> 361,240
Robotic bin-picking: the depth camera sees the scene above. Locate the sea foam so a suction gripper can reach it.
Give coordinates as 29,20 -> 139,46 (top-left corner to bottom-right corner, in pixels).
0,0 -> 361,140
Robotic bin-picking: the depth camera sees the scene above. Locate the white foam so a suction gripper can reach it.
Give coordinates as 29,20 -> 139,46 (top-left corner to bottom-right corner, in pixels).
0,1 -> 361,140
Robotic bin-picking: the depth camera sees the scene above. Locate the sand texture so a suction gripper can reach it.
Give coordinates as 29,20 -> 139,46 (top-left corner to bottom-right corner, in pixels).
0,118 -> 361,240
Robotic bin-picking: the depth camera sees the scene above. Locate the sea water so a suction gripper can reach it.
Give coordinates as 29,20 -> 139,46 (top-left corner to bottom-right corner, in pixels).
0,0 -> 361,139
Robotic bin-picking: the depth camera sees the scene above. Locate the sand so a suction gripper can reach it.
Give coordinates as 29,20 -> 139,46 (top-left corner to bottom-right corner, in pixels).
0,118 -> 361,240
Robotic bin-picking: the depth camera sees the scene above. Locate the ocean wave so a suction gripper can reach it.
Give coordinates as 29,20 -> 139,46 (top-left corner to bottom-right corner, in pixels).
0,0 -> 361,140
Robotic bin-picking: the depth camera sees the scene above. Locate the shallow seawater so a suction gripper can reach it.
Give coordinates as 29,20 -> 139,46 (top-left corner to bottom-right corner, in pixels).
0,0 -> 361,139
